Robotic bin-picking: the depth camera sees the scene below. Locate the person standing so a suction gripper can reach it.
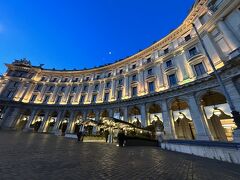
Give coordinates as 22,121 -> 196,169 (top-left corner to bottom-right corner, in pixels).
104,130 -> 109,143
117,129 -> 125,147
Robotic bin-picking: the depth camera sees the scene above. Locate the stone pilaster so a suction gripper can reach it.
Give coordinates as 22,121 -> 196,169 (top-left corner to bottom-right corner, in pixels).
38,111 -> 50,133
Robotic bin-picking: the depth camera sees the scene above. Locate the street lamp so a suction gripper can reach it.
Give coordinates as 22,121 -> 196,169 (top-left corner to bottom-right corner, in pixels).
192,23 -> 240,131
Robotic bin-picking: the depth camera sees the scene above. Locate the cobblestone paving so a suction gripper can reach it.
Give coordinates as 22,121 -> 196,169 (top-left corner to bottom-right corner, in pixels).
0,131 -> 239,180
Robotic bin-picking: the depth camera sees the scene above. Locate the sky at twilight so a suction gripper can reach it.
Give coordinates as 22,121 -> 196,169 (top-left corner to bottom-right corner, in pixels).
0,0 -> 194,74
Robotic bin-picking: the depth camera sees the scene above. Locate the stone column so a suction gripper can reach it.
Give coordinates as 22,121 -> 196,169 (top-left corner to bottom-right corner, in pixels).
217,20 -> 240,51
110,79 -> 116,100
21,83 -> 36,102
86,83 -> 93,103
140,104 -> 147,127
38,84 -> 48,102
187,95 -> 212,140
52,111 -> 65,133
138,70 -> 145,94
124,76 -> 129,97
38,111 -> 50,133
50,85 -> 59,102
123,107 -> 128,122
155,63 -> 164,90
95,110 -> 100,122
108,109 -> 113,118
63,85 -> 72,103
66,111 -> 76,134
0,107 -> 21,128
24,110 -> 38,130
161,100 -> 175,139
74,85 -> 83,103
98,81 -> 105,102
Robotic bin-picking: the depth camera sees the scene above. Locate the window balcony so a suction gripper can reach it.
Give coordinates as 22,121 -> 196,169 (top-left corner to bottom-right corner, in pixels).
164,64 -> 177,74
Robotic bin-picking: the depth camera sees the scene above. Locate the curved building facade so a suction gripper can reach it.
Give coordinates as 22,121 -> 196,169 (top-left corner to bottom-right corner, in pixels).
1,0 -> 240,141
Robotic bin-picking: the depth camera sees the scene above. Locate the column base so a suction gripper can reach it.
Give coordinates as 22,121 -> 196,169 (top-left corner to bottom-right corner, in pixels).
233,129 -> 240,143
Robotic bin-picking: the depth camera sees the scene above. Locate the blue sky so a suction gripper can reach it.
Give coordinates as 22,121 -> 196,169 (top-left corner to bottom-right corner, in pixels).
0,0 -> 194,74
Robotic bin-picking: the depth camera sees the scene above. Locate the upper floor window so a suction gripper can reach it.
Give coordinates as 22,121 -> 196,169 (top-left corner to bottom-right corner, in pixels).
40,76 -> 47,81
147,68 -> 153,75
83,85 -> 88,91
61,78 -> 68,82
43,95 -> 50,103
51,77 -> 58,82
30,94 -> 37,102
68,96 -> 74,104
104,93 -> 109,102
148,81 -> 155,92
194,62 -> 206,76
72,78 -> 79,82
91,94 -> 97,103
132,74 -> 137,81
94,84 -> 99,91
132,64 -> 136,69
118,79 -> 123,85
80,95 -> 85,104
119,69 -> 123,74
56,95 -> 62,104
59,86 -> 65,92
132,86 -> 137,97
164,48 -> 169,54
166,60 -> 173,68
168,74 -> 177,86
35,84 -> 42,91
147,58 -> 151,63
6,90 -> 14,99
96,75 -> 100,80
72,86 -> 77,93
85,77 -> 90,81
117,90 -> 122,100
107,72 -> 111,77
184,34 -> 191,42
189,47 -> 198,57
48,86 -> 54,92
106,82 -> 111,88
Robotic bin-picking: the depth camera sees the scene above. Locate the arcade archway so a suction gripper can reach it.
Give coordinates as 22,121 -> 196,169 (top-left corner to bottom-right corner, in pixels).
201,91 -> 237,141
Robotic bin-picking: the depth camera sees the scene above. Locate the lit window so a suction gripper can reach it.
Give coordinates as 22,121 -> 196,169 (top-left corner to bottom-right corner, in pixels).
194,62 -> 206,76
168,74 -> 177,86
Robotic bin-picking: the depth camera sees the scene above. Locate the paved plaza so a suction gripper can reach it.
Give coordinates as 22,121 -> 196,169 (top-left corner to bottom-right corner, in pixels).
0,131 -> 239,180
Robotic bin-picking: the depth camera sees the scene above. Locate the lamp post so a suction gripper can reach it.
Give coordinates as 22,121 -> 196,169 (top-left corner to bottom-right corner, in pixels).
192,23 -> 240,132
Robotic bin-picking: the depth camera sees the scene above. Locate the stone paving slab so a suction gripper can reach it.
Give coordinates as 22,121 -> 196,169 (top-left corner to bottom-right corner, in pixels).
0,131 -> 239,180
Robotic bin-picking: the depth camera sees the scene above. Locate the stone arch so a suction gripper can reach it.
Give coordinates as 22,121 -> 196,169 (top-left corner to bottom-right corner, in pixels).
146,103 -> 164,132
170,98 -> 196,140
32,110 -> 46,132
59,111 -> 70,134
200,91 -> 236,141
45,111 -> 58,133
87,110 -> 96,120
113,108 -> 124,120
128,106 -> 141,127
15,109 -> 31,130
